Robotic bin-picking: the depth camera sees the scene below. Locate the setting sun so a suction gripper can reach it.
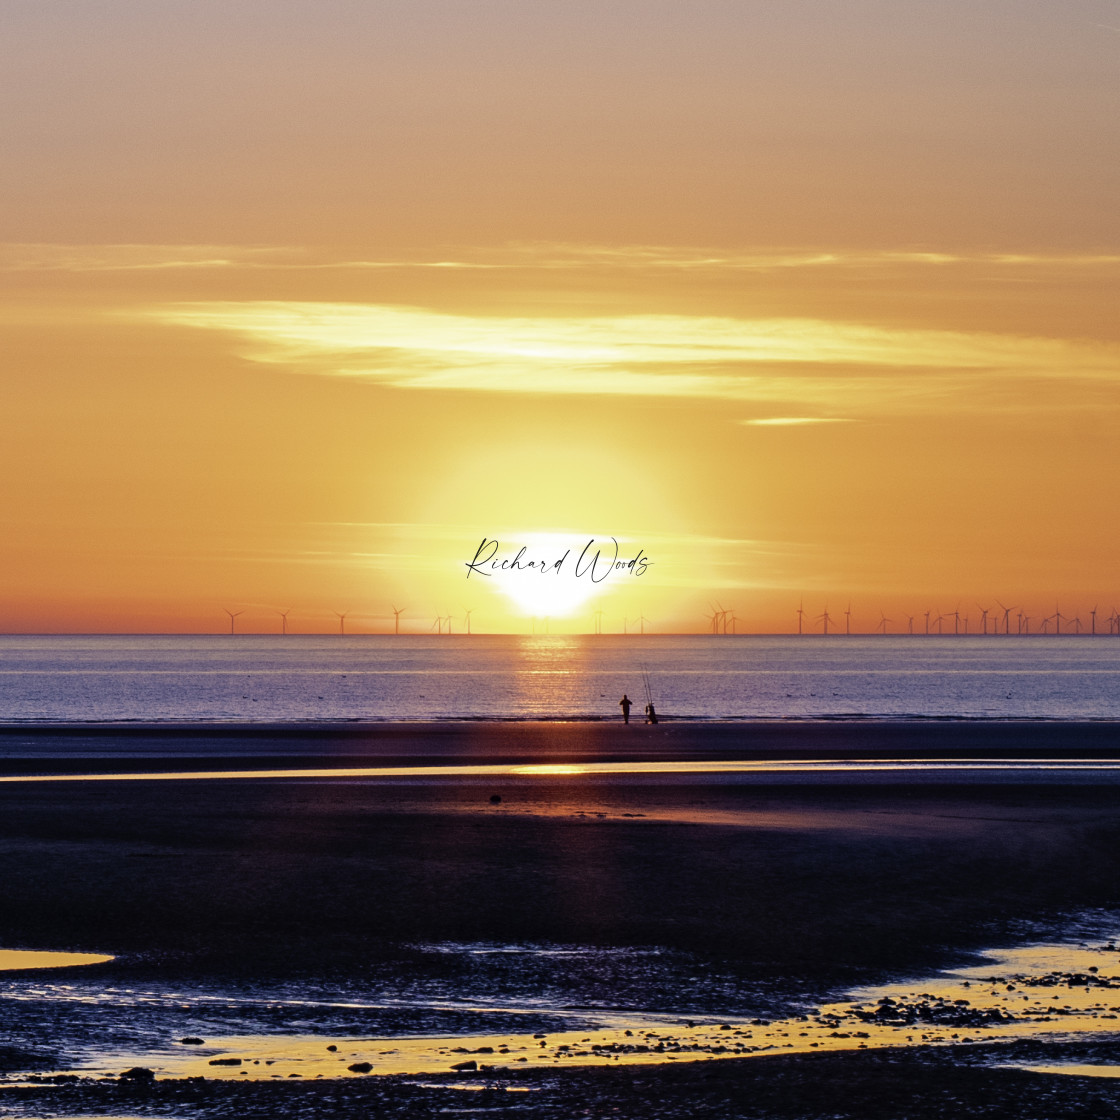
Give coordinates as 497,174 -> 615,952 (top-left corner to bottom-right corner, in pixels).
466,534 -> 642,621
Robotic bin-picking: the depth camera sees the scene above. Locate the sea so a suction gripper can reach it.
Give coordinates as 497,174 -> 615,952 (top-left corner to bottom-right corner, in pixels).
0,633 -> 1118,723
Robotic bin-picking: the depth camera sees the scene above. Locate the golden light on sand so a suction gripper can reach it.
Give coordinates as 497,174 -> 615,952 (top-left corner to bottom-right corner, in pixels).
511,764 -> 588,776
0,949 -> 114,971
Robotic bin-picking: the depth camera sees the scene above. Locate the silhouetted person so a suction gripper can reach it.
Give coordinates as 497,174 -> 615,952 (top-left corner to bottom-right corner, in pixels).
619,694 -> 632,723
645,702 -> 658,724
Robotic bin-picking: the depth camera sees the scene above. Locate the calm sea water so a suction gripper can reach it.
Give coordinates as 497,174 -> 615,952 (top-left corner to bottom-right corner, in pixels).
0,634 -> 1118,723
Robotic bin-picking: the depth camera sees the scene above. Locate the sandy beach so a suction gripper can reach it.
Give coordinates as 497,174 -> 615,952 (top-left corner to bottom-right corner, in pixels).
2,721 -> 1120,1117
3,717 -> 1120,774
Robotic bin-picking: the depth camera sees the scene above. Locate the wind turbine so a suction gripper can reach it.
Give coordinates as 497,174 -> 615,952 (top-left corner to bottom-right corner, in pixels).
876,611 -> 891,634
977,605 -> 989,635
933,612 -> 944,635
431,615 -> 444,635
706,602 -> 725,633
639,613 -> 650,635
923,609 -> 931,636
463,608 -> 473,635
844,603 -> 851,636
796,599 -> 804,635
996,600 -> 1014,635
1090,606 -> 1098,636
816,607 -> 833,635
593,609 -> 603,635
952,607 -> 961,636
278,609 -> 290,635
391,605 -> 406,635
714,602 -> 729,634
334,610 -> 348,636
223,608 -> 244,635
906,614 -> 915,634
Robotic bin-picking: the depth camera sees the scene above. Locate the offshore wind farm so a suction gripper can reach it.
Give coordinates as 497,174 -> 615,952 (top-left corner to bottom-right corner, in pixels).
195,600 -> 1120,636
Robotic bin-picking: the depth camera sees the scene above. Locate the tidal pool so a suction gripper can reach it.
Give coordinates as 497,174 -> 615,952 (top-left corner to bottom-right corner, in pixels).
13,935 -> 1120,1082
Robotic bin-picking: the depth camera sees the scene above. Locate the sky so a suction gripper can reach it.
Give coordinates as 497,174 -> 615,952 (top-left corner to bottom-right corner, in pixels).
2,0 -> 1119,634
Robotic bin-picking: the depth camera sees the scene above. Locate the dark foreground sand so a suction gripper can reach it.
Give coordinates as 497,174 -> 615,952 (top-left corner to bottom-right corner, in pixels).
2,721 -> 1120,1116
3,717 -> 1120,774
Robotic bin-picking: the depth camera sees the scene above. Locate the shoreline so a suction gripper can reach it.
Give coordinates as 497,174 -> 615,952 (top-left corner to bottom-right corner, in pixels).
6,715 -> 1120,727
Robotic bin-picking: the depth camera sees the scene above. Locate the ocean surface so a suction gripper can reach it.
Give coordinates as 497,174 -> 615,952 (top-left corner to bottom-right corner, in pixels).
1,634 -> 1118,723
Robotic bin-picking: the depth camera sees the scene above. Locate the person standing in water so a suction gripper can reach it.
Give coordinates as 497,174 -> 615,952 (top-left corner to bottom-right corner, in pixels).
619,694 -> 632,723
645,702 -> 657,724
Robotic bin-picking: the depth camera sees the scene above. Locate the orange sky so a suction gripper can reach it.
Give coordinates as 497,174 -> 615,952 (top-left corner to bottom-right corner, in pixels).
2,2 -> 1119,634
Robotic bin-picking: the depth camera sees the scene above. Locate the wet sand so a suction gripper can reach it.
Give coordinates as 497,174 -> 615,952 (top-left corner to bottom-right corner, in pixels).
2,774 -> 1120,966
2,721 -> 1120,1115
2,717 -> 1120,774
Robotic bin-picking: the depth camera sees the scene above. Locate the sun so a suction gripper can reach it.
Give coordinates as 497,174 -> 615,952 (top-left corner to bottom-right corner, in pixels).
482,533 -> 614,619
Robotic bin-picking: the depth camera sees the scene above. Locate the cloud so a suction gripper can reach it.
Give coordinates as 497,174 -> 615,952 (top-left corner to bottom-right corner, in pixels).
11,240 -> 1120,276
492,245 -> 1120,272
138,300 -> 1120,415
741,417 -> 857,426
0,244 -> 279,273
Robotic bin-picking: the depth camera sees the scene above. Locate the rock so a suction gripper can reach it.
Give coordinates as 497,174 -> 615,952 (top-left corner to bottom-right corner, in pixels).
347,1061 -> 373,1073
451,1059 -> 478,1071
179,1037 -> 205,1045
490,794 -> 502,803
208,1057 -> 243,1066
119,1067 -> 155,1081
326,1045 -> 338,1052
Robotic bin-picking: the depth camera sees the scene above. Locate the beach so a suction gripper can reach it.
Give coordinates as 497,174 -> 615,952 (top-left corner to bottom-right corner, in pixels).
4,717 -> 1120,773
2,721 -> 1120,1116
